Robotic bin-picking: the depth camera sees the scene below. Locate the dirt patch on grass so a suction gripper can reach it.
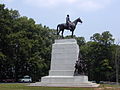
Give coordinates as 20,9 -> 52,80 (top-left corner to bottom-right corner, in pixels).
94,87 -> 119,90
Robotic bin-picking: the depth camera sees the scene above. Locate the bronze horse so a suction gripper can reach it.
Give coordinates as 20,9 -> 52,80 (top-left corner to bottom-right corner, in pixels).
57,18 -> 82,38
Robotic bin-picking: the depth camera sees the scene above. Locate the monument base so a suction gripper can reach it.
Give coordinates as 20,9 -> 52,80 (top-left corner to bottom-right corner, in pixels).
29,75 -> 99,87
28,39 -> 99,87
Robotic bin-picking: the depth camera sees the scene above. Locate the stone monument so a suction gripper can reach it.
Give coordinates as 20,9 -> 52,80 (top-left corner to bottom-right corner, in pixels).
29,39 -> 99,87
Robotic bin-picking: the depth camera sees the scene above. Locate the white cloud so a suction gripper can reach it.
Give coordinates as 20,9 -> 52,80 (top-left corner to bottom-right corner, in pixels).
75,0 -> 112,11
24,0 -> 77,7
78,1 -> 102,11
0,0 -> 14,3
23,0 -> 112,11
1,0 -> 112,11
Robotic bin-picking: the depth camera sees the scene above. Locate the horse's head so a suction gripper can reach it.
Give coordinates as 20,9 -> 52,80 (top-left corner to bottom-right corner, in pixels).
72,17 -> 83,27
77,18 -> 83,23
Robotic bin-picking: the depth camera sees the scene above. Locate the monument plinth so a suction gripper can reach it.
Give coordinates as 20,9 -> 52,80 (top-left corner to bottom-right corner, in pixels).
49,39 -> 79,76
29,39 -> 99,87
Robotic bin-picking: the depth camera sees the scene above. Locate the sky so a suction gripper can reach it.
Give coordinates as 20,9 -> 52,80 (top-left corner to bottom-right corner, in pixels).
0,0 -> 120,41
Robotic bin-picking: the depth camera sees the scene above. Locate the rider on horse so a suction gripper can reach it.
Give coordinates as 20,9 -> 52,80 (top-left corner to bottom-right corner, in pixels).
57,16 -> 82,38
66,14 -> 71,30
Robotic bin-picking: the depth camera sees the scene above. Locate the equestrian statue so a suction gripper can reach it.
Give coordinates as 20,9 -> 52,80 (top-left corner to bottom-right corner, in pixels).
57,15 -> 83,38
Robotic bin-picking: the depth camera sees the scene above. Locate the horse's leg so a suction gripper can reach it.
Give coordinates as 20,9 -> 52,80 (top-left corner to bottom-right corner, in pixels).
57,30 -> 59,35
61,30 -> 64,38
71,30 -> 74,38
58,29 -> 61,35
57,25 -> 61,35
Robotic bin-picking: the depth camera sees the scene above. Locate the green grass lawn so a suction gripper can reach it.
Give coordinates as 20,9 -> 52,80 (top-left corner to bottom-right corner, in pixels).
0,83 -> 120,90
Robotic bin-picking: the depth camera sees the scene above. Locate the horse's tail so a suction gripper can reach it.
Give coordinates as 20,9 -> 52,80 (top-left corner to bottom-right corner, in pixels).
57,24 -> 60,35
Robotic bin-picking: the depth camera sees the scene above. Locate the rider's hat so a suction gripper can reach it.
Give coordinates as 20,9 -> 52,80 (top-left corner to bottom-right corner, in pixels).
67,14 -> 69,17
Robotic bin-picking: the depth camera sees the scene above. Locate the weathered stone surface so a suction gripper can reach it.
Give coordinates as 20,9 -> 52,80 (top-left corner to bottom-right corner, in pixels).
49,39 -> 79,76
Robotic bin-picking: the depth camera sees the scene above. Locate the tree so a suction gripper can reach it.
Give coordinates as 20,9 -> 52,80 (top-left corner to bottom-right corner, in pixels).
80,31 -> 115,83
114,42 -> 120,84
0,4 -> 56,81
0,4 -> 20,80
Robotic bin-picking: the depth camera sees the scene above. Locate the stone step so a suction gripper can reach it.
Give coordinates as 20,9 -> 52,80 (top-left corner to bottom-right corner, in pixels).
29,82 -> 99,87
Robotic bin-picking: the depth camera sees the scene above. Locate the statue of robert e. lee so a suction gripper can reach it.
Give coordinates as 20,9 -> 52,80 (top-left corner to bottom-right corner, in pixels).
57,15 -> 82,38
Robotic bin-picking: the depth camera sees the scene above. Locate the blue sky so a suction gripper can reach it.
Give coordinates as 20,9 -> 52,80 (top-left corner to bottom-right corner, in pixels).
0,0 -> 120,41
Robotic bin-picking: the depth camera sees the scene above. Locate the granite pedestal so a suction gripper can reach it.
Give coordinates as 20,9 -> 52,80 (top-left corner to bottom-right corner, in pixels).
29,39 -> 99,87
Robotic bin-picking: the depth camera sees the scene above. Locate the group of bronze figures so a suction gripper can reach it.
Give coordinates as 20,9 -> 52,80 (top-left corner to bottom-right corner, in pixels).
57,15 -> 82,38
74,53 -> 87,76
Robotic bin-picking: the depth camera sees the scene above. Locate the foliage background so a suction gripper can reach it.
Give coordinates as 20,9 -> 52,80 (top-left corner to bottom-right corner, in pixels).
0,4 -> 119,83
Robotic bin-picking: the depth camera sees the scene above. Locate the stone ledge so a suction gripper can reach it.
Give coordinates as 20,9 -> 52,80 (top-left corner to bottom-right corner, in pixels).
55,39 -> 77,44
29,76 -> 100,87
